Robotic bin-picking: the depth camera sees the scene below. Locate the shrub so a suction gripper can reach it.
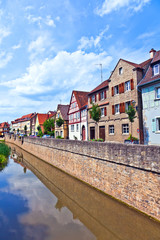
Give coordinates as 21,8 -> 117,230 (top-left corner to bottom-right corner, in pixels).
56,136 -> 64,139
127,134 -> 138,141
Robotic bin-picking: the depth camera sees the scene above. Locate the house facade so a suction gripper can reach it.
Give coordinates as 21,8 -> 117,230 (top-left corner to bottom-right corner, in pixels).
88,80 -> 109,141
88,55 -> 151,143
55,104 -> 69,139
11,113 -> 35,135
68,91 -> 89,140
0,122 -> 10,136
138,49 -> 160,145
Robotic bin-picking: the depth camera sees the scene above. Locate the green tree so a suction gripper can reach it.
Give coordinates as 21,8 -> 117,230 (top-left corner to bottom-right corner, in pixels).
37,126 -> 43,137
24,125 -> 27,135
56,117 -> 64,127
43,118 -> 55,135
89,103 -> 101,123
126,104 -> 136,142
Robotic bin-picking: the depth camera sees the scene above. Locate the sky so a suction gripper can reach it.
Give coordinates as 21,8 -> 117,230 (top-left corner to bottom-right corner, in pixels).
0,0 -> 159,122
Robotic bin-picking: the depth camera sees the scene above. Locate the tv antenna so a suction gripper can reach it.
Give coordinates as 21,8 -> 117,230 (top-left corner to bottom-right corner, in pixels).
95,63 -> 103,82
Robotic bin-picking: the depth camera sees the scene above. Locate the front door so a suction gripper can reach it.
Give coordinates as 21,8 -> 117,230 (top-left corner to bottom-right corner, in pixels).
82,125 -> 85,141
90,127 -> 95,140
99,126 -> 105,141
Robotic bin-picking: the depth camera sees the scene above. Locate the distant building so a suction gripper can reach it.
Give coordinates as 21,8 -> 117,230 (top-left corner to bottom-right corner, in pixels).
138,48 -> 160,145
55,104 -> 69,139
68,91 -> 89,140
0,122 -> 10,136
11,113 -> 35,135
88,80 -> 109,141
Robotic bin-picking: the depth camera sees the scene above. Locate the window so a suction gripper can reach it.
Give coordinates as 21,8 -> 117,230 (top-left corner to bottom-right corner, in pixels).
114,85 -> 119,95
153,64 -> 159,76
71,125 -> 74,132
122,124 -> 129,134
57,113 -> 60,118
92,95 -> 95,103
101,108 -> 105,117
100,91 -> 104,100
156,87 -> 160,99
125,81 -> 131,91
119,67 -> 123,75
60,131 -> 63,137
115,104 -> 120,114
109,125 -> 114,134
76,124 -> 79,132
125,101 -> 130,111
157,118 -> 160,132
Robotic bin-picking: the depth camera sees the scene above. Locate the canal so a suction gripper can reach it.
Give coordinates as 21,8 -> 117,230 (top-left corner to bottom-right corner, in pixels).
0,143 -> 160,240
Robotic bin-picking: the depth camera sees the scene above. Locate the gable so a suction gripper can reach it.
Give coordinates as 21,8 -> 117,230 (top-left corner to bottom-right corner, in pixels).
68,92 -> 79,114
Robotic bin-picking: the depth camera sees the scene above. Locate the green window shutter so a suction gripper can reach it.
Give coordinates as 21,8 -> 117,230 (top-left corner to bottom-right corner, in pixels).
151,119 -> 156,132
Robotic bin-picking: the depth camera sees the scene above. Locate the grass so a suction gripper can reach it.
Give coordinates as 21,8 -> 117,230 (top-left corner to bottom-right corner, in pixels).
0,143 -> 10,170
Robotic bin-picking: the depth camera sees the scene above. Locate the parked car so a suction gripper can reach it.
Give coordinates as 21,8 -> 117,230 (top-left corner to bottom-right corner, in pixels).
29,135 -> 36,138
42,135 -> 51,138
124,139 -> 139,144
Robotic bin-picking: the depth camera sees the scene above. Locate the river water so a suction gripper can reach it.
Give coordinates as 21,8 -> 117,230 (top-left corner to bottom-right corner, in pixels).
0,143 -> 160,240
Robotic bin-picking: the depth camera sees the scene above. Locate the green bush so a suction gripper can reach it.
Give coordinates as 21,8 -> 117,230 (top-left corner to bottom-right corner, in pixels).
89,138 -> 104,142
0,143 -> 10,157
56,136 -> 64,139
127,134 -> 138,141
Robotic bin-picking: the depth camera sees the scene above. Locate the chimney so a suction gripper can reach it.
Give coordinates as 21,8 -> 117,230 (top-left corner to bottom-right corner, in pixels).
149,48 -> 156,58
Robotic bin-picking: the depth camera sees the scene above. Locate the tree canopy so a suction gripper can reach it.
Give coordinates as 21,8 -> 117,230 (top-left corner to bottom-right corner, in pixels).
89,103 -> 101,123
126,105 -> 136,123
43,118 -> 55,134
56,117 -> 64,127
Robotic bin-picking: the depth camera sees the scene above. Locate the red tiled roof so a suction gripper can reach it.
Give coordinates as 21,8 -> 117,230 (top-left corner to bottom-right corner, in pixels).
0,122 -> 10,128
138,51 -> 160,86
57,104 -> 69,120
37,114 -> 51,125
73,91 -> 89,109
89,80 -> 109,95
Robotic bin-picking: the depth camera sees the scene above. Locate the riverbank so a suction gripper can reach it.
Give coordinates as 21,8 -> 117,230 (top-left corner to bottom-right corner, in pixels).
5,134 -> 160,221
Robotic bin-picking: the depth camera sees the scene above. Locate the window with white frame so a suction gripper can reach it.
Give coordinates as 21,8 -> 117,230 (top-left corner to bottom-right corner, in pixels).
153,64 -> 159,76
57,113 -> 60,118
156,118 -> 160,131
101,108 -> 105,117
119,67 -> 123,75
109,125 -> 114,134
76,124 -> 79,132
115,104 -> 120,114
114,85 -> 119,95
100,91 -> 104,100
71,125 -> 74,132
92,95 -> 95,103
122,124 -> 129,134
125,81 -> 131,91
125,101 -> 130,111
60,131 -> 63,137
156,87 -> 160,99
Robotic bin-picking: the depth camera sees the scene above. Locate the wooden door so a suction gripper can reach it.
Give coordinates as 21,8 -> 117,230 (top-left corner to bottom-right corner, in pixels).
99,126 -> 105,141
90,127 -> 95,140
82,126 -> 85,141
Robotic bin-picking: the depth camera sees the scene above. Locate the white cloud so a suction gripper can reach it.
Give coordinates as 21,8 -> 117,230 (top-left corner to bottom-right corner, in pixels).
137,31 -> 155,39
1,50 -> 112,96
28,35 -> 52,61
0,27 -> 11,44
27,14 -> 56,28
55,16 -> 60,22
96,0 -> 151,16
0,51 -> 12,68
78,25 -> 110,50
24,6 -> 34,11
12,43 -> 21,50
45,16 -> 56,27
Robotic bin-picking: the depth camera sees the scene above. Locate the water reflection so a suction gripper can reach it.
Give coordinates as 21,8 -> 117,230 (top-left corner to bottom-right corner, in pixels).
0,143 -> 159,240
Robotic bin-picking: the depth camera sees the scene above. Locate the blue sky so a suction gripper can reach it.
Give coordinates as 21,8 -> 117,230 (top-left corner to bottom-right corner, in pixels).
0,0 -> 159,122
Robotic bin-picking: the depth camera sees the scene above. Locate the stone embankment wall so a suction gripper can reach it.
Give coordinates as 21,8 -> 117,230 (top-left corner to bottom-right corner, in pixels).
5,134 -> 160,221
